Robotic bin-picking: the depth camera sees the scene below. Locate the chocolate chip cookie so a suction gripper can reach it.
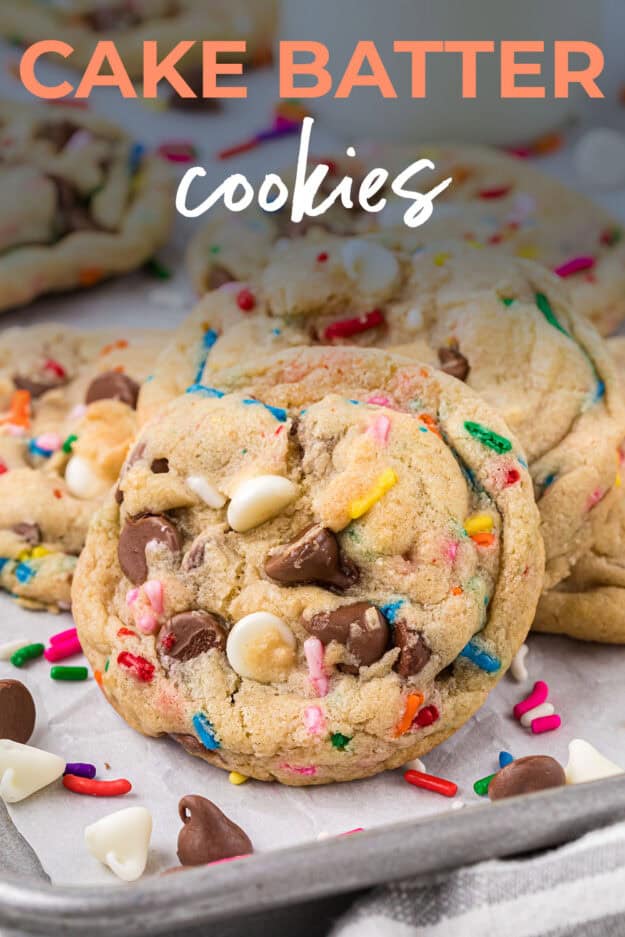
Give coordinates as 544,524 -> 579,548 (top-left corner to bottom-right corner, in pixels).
0,324 -> 164,610
187,143 -> 625,335
74,347 -> 543,784
0,99 -> 172,311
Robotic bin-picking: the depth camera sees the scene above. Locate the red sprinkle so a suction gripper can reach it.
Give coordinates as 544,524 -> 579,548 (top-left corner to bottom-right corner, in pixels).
413,705 -> 440,728
404,770 -> 458,798
478,185 -> 512,200
554,256 -> 596,279
160,632 -> 176,653
322,309 -> 384,341
157,140 -> 197,163
117,651 -> 155,683
43,358 -> 66,379
63,775 -> 132,797
0,462 -> 7,475
316,251 -> 329,263
236,289 -> 256,312
505,468 -> 521,486
117,627 -> 136,638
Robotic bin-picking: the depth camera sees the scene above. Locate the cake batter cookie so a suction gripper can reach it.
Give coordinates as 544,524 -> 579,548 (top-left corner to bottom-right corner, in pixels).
187,143 -> 625,335
534,337 -> 625,642
0,1 -> 277,77
141,239 -> 624,592
73,347 -> 543,784
0,325 -> 164,611
0,100 -> 172,311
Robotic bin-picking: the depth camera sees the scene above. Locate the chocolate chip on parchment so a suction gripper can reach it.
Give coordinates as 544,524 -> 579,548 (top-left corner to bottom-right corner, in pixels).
265,524 -> 359,592
393,620 -> 431,677
177,795 -> 253,866
11,523 -> 41,546
150,458 -> 170,474
117,514 -> 182,584
85,371 -> 140,409
437,346 -> 470,382
488,755 -> 565,801
305,602 -> 389,672
163,611 -> 227,662
0,679 -> 36,743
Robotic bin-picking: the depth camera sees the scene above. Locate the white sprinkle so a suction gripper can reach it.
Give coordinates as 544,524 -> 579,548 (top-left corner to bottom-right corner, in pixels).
510,644 -> 529,682
186,476 -> 226,509
403,758 -> 426,773
520,702 -> 555,727
0,639 -> 28,661
450,798 -> 465,811
406,306 -> 424,330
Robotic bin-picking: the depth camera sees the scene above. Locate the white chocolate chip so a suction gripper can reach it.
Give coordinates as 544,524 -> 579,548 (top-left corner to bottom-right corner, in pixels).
341,239 -> 399,299
65,455 -> 109,500
510,644 -> 529,683
520,702 -> 554,727
227,476 -> 298,533
85,807 -> 152,882
565,739 -> 624,785
574,128 -> 625,189
186,475 -> 226,509
0,740 -> 65,804
0,639 -> 28,661
226,611 -> 296,683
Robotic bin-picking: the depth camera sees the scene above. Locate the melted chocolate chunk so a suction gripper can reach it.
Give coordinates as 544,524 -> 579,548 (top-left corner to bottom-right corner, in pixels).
265,524 -> 359,592
305,602 -> 389,673
13,374 -> 66,399
177,795 -> 253,866
488,756 -> 566,801
86,371 -> 140,409
117,514 -> 182,584
12,523 -> 41,546
393,620 -> 431,677
150,458 -> 170,474
163,611 -> 227,662
183,540 -> 206,571
437,346 -> 470,382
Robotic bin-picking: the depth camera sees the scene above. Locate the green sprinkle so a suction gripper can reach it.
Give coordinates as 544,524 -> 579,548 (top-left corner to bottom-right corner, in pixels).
473,773 -> 496,796
11,643 -> 45,667
50,666 -> 89,682
330,732 -> 351,750
535,292 -> 569,336
209,245 -> 221,255
62,434 -> 78,454
104,658 -> 110,672
500,297 -> 515,307
146,257 -> 172,280
464,421 -> 512,454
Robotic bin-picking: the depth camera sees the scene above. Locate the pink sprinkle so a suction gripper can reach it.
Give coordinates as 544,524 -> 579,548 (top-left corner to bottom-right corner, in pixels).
531,714 -> 562,734
66,129 -> 93,151
44,634 -> 82,662
126,588 -> 139,607
445,540 -> 459,562
587,488 -> 604,511
5,424 -> 25,437
70,404 -> 87,421
137,613 -> 158,635
367,395 -> 392,407
303,705 -> 326,735
50,627 -> 77,646
340,828 -> 364,836
157,140 -> 197,163
554,256 -> 596,278
207,854 -> 250,867
368,414 -> 391,446
513,680 -> 549,719
304,637 -> 329,697
35,432 -> 63,453
282,764 -> 317,776
143,580 -> 163,615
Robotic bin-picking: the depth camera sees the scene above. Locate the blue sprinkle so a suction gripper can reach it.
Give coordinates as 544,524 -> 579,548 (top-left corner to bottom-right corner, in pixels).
194,329 -> 219,383
186,384 -> 225,398
348,400 -> 362,406
28,440 -> 54,459
380,600 -> 404,624
129,142 -> 145,174
192,713 -> 220,750
499,751 -> 514,768
459,640 -> 500,673
202,329 -> 218,350
419,426 -> 428,433
145,375 -> 154,383
517,455 -> 528,469
542,472 -> 557,490
242,399 -> 287,422
272,328 -> 282,336
15,563 -> 35,584
0,558 -> 8,572
593,380 -> 606,404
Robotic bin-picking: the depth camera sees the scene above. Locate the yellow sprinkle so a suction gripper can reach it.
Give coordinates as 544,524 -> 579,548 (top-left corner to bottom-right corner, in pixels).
349,468 -> 398,520
433,252 -> 450,267
229,771 -> 248,786
616,473 -> 622,489
516,244 -> 539,260
16,549 -> 31,562
31,546 -> 50,559
466,239 -> 484,249
464,514 -> 494,537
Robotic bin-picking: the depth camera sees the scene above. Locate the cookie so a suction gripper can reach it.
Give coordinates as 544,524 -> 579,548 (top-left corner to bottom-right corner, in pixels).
0,1 -> 277,77
186,143 -> 625,335
141,239 -> 624,592
0,325 -> 163,611
74,347 -> 543,784
534,337 -> 625,642
0,99 -> 172,311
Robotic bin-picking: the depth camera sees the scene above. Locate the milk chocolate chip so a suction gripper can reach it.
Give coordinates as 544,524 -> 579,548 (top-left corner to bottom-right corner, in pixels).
488,755 -> 565,801
265,524 -> 359,592
163,611 -> 227,662
12,523 -> 41,546
0,679 -> 36,743
305,602 -> 389,672
177,795 -> 253,866
85,371 -> 140,409
150,458 -> 169,474
393,620 -> 431,677
118,514 -> 182,584
438,347 -> 470,382
13,374 -> 65,399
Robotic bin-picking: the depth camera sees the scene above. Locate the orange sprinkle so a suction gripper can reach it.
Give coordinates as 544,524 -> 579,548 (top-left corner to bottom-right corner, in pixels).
419,413 -> 442,439
53,489 -> 63,499
100,338 -> 129,356
394,692 -> 424,737
452,586 -> 463,596
8,390 -> 31,429
471,532 -> 496,548
113,365 -> 125,373
93,669 -> 103,687
79,267 -> 104,287
532,131 -> 563,156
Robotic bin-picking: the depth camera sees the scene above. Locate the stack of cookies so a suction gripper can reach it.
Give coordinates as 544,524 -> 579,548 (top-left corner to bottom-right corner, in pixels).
1,103 -> 624,785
